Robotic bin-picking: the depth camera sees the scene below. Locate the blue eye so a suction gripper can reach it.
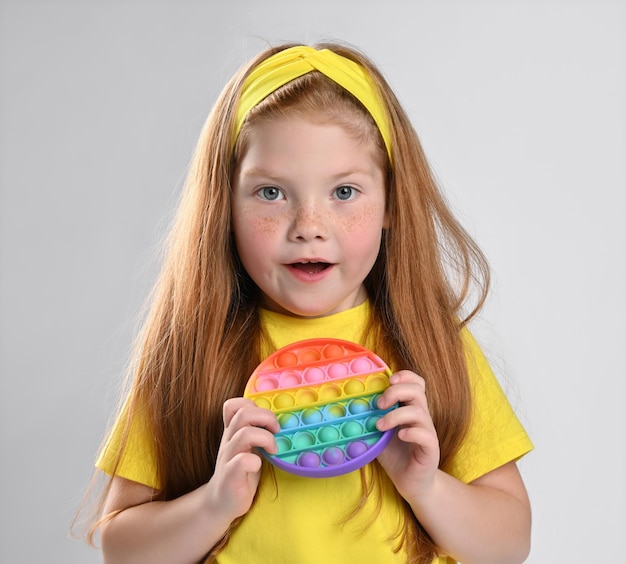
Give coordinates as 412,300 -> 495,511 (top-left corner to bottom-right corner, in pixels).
258,186 -> 283,201
334,186 -> 355,201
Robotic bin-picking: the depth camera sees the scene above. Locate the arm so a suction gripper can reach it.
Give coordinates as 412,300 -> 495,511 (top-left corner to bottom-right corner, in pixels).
100,398 -> 279,564
376,371 -> 531,563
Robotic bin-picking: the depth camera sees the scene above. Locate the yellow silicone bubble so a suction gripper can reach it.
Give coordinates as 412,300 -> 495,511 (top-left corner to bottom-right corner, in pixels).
319,384 -> 341,400
255,397 -> 272,410
344,379 -> 366,395
274,393 -> 295,409
295,388 -> 317,405
366,375 -> 388,392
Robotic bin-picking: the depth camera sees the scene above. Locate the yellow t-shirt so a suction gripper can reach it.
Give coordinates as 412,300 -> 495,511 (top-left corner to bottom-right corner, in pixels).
96,301 -> 533,563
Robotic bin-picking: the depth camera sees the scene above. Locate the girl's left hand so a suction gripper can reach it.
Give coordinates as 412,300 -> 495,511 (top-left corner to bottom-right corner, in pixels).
375,370 -> 441,501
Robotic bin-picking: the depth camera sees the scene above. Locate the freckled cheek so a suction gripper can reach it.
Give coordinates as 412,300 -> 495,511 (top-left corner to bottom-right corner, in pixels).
336,205 -> 385,234
236,209 -> 282,237
233,212 -> 284,269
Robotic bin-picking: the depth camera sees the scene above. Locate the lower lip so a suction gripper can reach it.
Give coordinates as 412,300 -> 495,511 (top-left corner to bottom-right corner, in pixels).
286,264 -> 334,283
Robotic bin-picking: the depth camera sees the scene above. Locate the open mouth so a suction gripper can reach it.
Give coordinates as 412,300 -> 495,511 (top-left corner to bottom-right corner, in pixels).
289,261 -> 332,274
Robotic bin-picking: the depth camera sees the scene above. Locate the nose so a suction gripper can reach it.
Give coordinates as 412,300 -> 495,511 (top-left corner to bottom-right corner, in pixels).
287,205 -> 328,242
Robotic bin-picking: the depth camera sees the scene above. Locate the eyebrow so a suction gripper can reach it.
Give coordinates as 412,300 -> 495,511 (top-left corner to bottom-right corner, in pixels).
238,166 -> 377,181
238,167 -> 284,181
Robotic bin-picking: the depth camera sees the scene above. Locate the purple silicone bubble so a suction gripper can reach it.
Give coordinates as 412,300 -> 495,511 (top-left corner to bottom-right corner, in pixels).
297,451 -> 321,468
322,446 -> 346,465
346,440 -> 369,459
267,428 -> 395,478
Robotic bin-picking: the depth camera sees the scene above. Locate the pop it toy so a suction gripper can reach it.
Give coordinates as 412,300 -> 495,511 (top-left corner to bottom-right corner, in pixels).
244,338 -> 397,478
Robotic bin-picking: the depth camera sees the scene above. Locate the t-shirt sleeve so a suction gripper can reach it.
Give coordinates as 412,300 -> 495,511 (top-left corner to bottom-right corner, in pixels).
95,399 -> 161,490
445,328 -> 533,484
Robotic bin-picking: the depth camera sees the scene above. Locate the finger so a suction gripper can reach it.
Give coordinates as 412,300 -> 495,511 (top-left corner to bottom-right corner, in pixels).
377,383 -> 428,411
228,451 -> 264,476
394,425 -> 439,450
223,398 -> 280,435
376,404 -> 435,432
389,370 -> 426,391
225,425 -> 279,458
223,397 -> 258,427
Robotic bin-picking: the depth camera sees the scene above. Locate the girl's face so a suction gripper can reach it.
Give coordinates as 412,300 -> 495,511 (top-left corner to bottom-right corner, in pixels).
232,115 -> 388,318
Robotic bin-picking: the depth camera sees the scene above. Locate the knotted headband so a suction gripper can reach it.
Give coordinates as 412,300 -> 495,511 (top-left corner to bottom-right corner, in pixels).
233,45 -> 392,161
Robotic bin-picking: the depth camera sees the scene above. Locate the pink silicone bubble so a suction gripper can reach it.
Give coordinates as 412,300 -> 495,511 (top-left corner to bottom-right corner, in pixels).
303,366 -> 325,383
322,446 -> 345,465
297,451 -> 321,468
255,376 -> 279,392
279,371 -> 302,388
351,357 -> 373,374
327,362 -> 349,379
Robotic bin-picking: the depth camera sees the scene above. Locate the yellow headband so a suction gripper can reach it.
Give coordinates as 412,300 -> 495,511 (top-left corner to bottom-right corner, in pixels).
233,45 -> 392,161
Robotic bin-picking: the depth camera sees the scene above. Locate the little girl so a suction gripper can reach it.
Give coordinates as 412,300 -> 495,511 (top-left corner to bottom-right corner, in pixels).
89,43 -> 533,563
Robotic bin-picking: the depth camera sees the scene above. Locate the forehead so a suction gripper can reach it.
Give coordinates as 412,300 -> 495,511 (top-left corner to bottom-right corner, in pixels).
236,113 -> 385,170
235,116 -> 384,178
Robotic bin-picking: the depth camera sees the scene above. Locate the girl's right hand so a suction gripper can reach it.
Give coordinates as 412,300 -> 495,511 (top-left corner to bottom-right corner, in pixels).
205,398 -> 279,523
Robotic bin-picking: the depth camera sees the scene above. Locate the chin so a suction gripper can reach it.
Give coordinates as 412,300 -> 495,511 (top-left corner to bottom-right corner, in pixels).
265,298 -> 356,319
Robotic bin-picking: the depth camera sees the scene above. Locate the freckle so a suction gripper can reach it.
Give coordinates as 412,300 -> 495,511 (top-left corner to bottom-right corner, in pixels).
340,205 -> 376,232
252,216 -> 280,234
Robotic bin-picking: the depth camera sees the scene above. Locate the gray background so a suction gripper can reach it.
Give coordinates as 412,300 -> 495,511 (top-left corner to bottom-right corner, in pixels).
1,0 -> 624,562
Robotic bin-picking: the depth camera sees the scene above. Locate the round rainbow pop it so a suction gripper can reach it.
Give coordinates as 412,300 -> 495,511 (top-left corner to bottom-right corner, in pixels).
243,338 -> 397,478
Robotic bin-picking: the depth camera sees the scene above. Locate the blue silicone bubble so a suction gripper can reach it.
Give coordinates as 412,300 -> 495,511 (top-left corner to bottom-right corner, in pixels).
243,338 -> 397,478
